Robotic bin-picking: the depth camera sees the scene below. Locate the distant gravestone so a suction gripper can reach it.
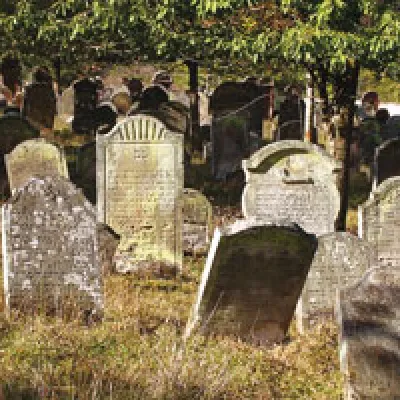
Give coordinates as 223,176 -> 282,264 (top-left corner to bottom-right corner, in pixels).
182,188 -> 213,254
373,138 -> 400,190
242,140 -> 341,236
97,223 -> 120,276
2,176 -> 103,319
138,85 -> 169,111
5,138 -> 69,193
23,83 -> 57,130
185,219 -> 317,345
111,91 -> 132,115
359,176 -> 400,266
296,232 -> 377,333
212,113 -> 250,180
0,113 -> 40,198
337,265 -> 400,399
97,114 -> 184,272
58,86 -> 75,116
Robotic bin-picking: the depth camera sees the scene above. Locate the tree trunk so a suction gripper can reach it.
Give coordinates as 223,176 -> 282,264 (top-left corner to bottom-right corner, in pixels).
335,60 -> 360,231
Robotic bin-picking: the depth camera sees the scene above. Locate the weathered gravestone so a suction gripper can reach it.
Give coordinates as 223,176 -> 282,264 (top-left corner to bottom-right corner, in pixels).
138,85 -> 169,111
0,112 -> 40,198
296,232 -> 377,333
242,140 -> 341,236
97,223 -> 120,276
359,176 -> 400,266
185,219 -> 317,344
72,78 -> 98,134
337,265 -> 400,399
58,86 -> 75,116
5,138 -> 69,193
373,138 -> 400,190
97,114 -> 184,273
2,176 -> 103,319
111,91 -> 132,115
23,83 -> 57,130
182,188 -> 213,255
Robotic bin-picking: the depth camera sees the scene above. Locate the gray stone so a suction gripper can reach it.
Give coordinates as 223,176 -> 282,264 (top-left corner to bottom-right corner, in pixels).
373,138 -> 400,190
58,86 -> 75,116
242,140 -> 341,236
185,219 -> 317,345
2,176 -> 103,319
182,188 -> 213,254
97,114 -> 184,273
337,265 -> 400,399
5,138 -> 69,193
97,223 -> 120,276
296,232 -> 377,333
359,176 -> 400,266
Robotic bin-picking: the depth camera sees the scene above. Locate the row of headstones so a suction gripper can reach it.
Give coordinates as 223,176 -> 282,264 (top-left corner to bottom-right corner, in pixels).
2,115 -> 399,397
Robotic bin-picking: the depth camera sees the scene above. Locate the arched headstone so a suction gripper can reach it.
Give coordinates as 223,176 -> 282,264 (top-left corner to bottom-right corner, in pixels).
242,140 -> 341,236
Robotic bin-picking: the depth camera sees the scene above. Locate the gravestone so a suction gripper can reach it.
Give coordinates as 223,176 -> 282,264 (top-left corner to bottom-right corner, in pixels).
185,219 -> 317,345
58,86 -> 74,116
337,265 -> 400,399
111,91 -> 132,115
296,232 -> 377,333
23,82 -> 57,130
97,114 -> 184,273
373,138 -> 400,190
122,77 -> 143,101
94,102 -> 117,135
2,175 -> 103,319
242,140 -> 341,236
0,113 -> 40,198
5,138 -> 69,193
277,92 -> 305,140
359,176 -> 400,266
138,85 -> 169,111
97,223 -> 121,275
182,188 -> 213,254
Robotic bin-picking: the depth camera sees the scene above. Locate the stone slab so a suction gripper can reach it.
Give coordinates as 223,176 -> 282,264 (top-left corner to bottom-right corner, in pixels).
186,219 -> 317,345
97,114 -> 183,272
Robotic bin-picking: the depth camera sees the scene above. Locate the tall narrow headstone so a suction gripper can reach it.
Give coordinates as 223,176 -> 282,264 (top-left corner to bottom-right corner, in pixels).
2,176 -> 103,318
242,140 -> 341,236
5,138 -> 69,193
296,232 -> 377,333
359,176 -> 400,266
186,219 -> 317,345
337,265 -> 400,399
97,115 -> 183,272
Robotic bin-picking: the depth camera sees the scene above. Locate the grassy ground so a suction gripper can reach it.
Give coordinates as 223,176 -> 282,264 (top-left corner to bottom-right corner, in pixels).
0,126 -> 372,398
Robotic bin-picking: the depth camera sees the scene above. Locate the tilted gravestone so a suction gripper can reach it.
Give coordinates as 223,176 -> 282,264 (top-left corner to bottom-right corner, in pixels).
138,85 -> 169,111
182,188 -> 213,255
296,232 -> 377,333
23,83 -> 57,130
337,265 -> 400,399
111,91 -> 132,115
185,219 -> 317,345
2,176 -> 103,319
5,138 -> 69,193
359,176 -> 400,266
97,223 -> 120,276
373,138 -> 400,190
0,112 -> 40,198
242,140 -> 341,236
97,114 -> 184,273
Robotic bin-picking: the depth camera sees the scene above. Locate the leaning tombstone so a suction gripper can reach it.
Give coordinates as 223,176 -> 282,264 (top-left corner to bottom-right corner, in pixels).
337,265 -> 400,399
242,140 -> 341,236
296,232 -> 377,333
2,175 -> 103,320
23,82 -> 57,131
5,138 -> 69,193
0,112 -> 40,198
97,114 -> 184,273
111,91 -> 132,115
185,219 -> 317,345
138,85 -> 169,111
359,176 -> 400,266
372,138 -> 400,190
182,188 -> 213,255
